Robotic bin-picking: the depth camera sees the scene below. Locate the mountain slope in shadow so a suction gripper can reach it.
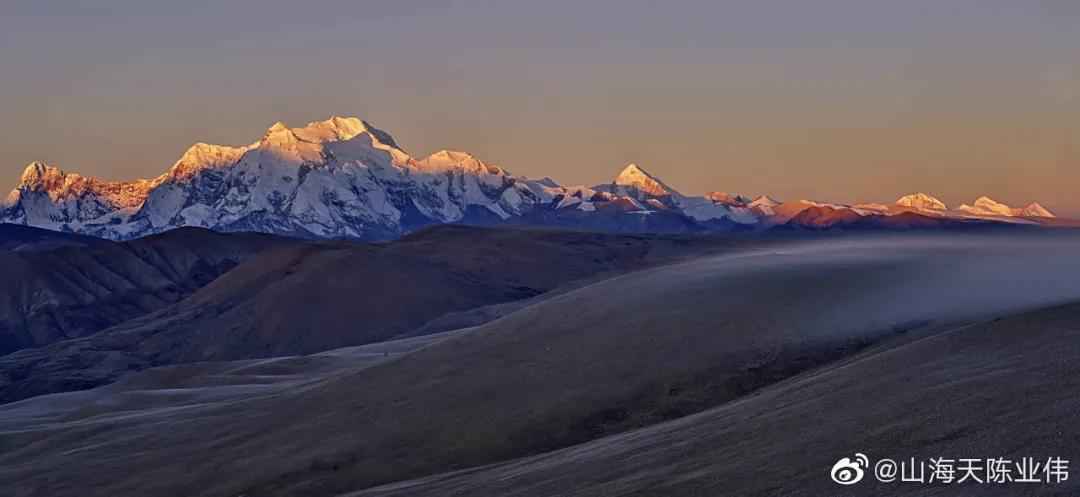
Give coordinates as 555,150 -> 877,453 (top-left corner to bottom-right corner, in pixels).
0,225 -> 760,403
0,223 -> 107,252
351,300 -> 1080,497
0,226 -> 292,356
5,233 -> 1080,497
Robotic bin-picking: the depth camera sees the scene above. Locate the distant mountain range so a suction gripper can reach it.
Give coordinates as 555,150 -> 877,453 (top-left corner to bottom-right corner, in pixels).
0,116 -> 1061,239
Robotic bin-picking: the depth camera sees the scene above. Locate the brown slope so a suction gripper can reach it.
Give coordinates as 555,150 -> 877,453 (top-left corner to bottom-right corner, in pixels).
0,225 -> 759,402
6,233 -> 1080,497
785,206 -> 1013,231
785,205 -> 864,228
0,226 -> 292,356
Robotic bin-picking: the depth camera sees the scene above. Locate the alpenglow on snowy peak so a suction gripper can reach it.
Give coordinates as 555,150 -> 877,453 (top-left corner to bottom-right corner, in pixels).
0,116 -> 1063,240
896,193 -> 947,211
612,163 -> 679,198
0,117 -> 764,240
956,196 -> 1056,218
1019,202 -> 1055,218
1,117 -> 557,239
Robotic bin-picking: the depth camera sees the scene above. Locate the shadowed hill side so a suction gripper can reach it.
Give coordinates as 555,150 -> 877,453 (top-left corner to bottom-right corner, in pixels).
0,225 -> 761,402
350,300 -> 1080,497
0,226 -> 294,356
5,233 -> 1080,497
0,223 -> 108,252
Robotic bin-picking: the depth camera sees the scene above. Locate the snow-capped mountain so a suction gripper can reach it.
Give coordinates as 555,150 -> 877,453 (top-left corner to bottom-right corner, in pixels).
1018,202 -> 1055,218
747,195 -> 781,216
0,116 -> 1063,239
896,193 -> 947,212
591,163 -> 758,224
6,162 -> 156,235
2,118 -> 562,239
0,117 -> 760,240
956,196 -> 1055,219
609,163 -> 680,199
957,196 -> 1015,217
775,191 -> 1059,230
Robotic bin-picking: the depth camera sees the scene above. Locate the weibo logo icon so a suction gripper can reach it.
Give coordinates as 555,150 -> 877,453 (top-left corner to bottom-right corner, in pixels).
830,453 -> 869,485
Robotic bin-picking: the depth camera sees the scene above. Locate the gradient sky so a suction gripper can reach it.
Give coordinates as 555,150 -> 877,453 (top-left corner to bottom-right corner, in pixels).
2,1 -> 1078,214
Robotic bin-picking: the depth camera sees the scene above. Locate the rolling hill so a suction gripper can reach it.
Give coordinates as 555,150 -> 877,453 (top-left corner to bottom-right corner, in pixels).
352,299 -> 1080,497
4,232 -> 1080,496
0,225 -> 763,403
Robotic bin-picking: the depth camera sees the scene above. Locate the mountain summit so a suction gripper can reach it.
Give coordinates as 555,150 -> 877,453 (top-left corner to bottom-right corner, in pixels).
0,117 -> 1063,239
956,196 -> 1055,218
613,163 -> 679,198
1019,202 -> 1055,218
896,193 -> 946,211
0,118 -> 764,239
2,117 -> 545,239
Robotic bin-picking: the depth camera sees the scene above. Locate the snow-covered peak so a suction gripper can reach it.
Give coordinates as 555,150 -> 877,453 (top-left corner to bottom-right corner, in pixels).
262,121 -> 300,146
19,161 -> 67,188
420,149 -> 478,167
974,196 -> 1006,208
797,199 -> 844,208
957,196 -> 1020,217
613,163 -> 678,197
973,196 -> 1015,216
706,192 -> 751,206
11,160 -> 153,212
259,116 -> 399,148
896,193 -> 946,211
749,195 -> 781,208
291,116 -> 373,143
430,149 -> 474,161
4,114 -> 1068,240
167,143 -> 250,180
414,149 -> 506,176
249,117 -> 404,168
746,195 -> 781,216
1020,202 -> 1055,218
